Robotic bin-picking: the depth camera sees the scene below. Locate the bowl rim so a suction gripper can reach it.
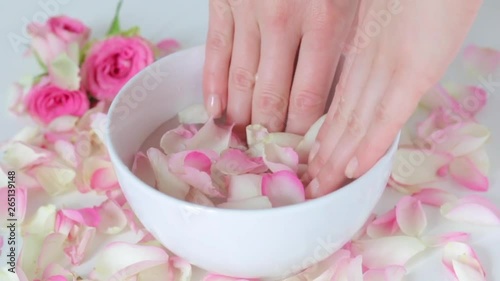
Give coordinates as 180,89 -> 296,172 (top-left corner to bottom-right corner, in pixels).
106,45 -> 401,215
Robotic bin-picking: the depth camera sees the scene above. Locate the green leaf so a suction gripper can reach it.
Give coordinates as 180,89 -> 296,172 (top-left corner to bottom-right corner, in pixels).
33,73 -> 48,85
80,39 -> 97,65
50,53 -> 81,90
33,51 -> 48,72
121,26 -> 140,37
106,0 -> 124,36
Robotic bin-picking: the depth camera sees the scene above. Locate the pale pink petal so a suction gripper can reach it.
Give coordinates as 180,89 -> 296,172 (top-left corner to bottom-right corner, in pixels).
34,165 -> 77,196
76,156 -> 115,193
45,275 -> 68,281
363,265 -> 406,281
416,109 -> 439,139
156,38 -> 181,57
97,199 -> 128,234
419,84 -> 460,111
64,226 -> 96,265
217,196 -> 272,210
47,115 -> 79,132
421,232 -> 470,247
463,45 -> 500,76
246,124 -> 269,146
42,264 -> 76,281
263,143 -> 299,173
37,233 -> 67,270
449,157 -> 489,192
177,104 -> 209,124
185,188 -> 215,207
90,242 -> 169,280
2,142 -> 53,169
19,234 -> 43,280
449,86 -> 488,118
169,256 -> 192,281
147,148 -> 190,200
287,249 -> 351,281
132,152 -> 156,187
264,132 -> 303,148
53,140 -> 78,167
11,126 -> 43,145
227,174 -> 263,202
262,170 -> 305,207
90,112 -> 108,145
352,236 -> 426,269
443,242 -> 485,280
352,213 -> 377,240
412,188 -> 457,207
160,124 -> 199,154
23,204 -> 57,237
60,207 -> 101,227
215,149 -> 267,175
387,177 -> 422,194
0,186 -> 27,223
295,115 -> 326,163
331,255 -> 364,281
136,263 -> 170,280
186,119 -> 233,154
391,148 -> 452,186
91,165 -> 120,192
430,123 -> 490,157
76,101 -> 107,131
366,209 -> 399,238
441,195 -> 500,225
466,148 -> 490,175
229,133 -> 248,150
395,196 -> 427,236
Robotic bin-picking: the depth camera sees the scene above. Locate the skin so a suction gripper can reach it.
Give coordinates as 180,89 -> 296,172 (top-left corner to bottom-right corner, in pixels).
203,0 -> 483,198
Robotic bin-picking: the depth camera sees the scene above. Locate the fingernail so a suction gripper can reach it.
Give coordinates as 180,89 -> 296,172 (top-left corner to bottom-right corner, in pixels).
306,178 -> 320,198
308,142 -> 320,163
207,94 -> 221,118
345,157 -> 358,179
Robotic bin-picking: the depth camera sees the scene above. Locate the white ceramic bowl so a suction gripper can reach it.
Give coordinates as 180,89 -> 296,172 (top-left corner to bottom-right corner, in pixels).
106,45 -> 400,279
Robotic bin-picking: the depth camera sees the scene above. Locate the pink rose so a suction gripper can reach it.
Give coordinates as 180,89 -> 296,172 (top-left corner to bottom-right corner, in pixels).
81,36 -> 154,101
28,16 -> 90,65
26,79 -> 90,124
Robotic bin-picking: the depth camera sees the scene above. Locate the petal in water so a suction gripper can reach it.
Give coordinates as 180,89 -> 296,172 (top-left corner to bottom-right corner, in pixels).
186,119 -> 233,154
352,236 -> 427,269
215,149 -> 267,175
177,104 -> 209,124
147,148 -> 190,200
263,143 -> 299,173
449,157 -> 489,192
441,195 -> 500,225
395,196 -> 427,236
227,174 -> 263,202
160,124 -> 199,154
132,152 -> 156,187
295,115 -> 326,163
262,171 -> 305,207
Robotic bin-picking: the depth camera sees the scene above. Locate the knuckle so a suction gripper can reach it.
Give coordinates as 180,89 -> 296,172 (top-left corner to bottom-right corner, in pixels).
290,89 -> 325,114
347,111 -> 365,137
207,30 -> 229,52
265,2 -> 291,30
231,67 -> 255,91
257,87 -> 287,113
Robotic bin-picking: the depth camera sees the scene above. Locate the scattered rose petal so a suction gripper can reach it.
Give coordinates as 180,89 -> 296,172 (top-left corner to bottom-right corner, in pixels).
217,196 -> 272,210
363,265 -> 406,281
366,209 -> 399,238
41,264 -> 76,281
421,232 -> 470,247
419,85 -> 460,111
2,142 -> 52,169
395,196 -> 427,236
262,170 -> 305,207
352,236 -> 427,269
34,164 -> 77,195
23,204 -> 57,237
47,115 -> 79,132
441,195 -> 500,225
65,225 -> 95,265
443,242 -> 486,281
286,249 -> 351,281
246,124 -> 269,146
466,148 -> 490,175
431,122 -> 490,157
37,233 -> 67,270
264,132 -> 303,148
449,85 -> 488,118
412,188 -> 457,207
91,165 -> 120,192
449,157 -> 489,191
203,274 -> 252,281
331,255 -> 364,281
178,104 -> 209,124
97,199 -> 128,234
53,139 -> 78,167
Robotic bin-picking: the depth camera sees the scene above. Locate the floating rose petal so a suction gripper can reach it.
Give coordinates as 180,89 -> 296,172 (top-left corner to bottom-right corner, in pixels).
246,124 -> 269,146
463,45 -> 500,76
34,164 -> 77,196
391,148 -> 452,186
178,104 -> 209,124
352,236 -> 426,269
90,242 -> 169,280
2,141 -> 52,169
395,196 -> 427,236
186,119 -> 233,154
132,152 -> 156,187
227,174 -> 262,202
97,199 -> 128,234
160,124 -> 199,154
217,196 -> 272,210
421,232 -> 470,248
441,195 -> 500,225
185,188 -> 215,207
263,143 -> 299,173
449,157 -> 489,192
443,242 -> 485,281
366,209 -> 399,238
412,188 -> 457,207
0,186 -> 27,223
147,148 -> 190,200
264,132 -> 303,148
295,115 -> 326,163
363,265 -> 406,281
262,170 -> 305,207
169,256 -> 193,281
466,148 -> 490,175
215,149 -> 267,175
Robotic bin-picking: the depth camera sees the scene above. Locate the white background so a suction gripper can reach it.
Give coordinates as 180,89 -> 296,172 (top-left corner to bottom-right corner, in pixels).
0,0 -> 499,280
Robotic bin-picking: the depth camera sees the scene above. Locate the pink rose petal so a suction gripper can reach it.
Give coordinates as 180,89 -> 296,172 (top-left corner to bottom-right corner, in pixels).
440,195 -> 500,225
97,199 -> 128,234
90,242 -> 170,280
156,38 -> 181,57
64,226 -> 96,265
185,188 -> 215,207
91,165 -> 120,192
215,149 -> 267,175
47,115 -> 79,132
37,233 -> 67,270
421,232 -> 470,248
53,139 -> 78,168
412,188 -> 457,207
331,255 -> 364,281
2,141 -> 53,169
262,170 -> 305,207
147,148 -> 190,200
160,124 -> 199,154
449,86 -> 488,118
366,209 -> 399,238
289,249 -> 351,281
245,124 -> 269,146
392,148 -> 452,186
132,152 -> 156,187
352,236 -> 426,269
136,263 -> 170,280
263,143 -> 299,173
430,122 -> 490,157
466,148 -> 490,175
177,104 -> 209,124
395,196 -> 427,236
463,45 -> 500,76
449,157 -> 489,192
34,165 -> 77,196
217,196 -> 272,210
186,118 -> 233,154
363,265 -> 406,281
227,174 -> 263,202
443,242 -> 486,281
295,115 -> 326,163
41,264 -> 76,281
59,207 -> 101,227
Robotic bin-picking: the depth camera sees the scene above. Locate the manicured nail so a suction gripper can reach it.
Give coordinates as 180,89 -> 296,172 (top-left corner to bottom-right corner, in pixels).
308,142 -> 320,163
207,94 -> 221,118
345,157 -> 358,179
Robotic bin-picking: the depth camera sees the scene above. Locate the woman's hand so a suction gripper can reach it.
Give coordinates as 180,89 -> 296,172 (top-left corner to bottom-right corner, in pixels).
203,0 -> 359,135
305,0 -> 483,198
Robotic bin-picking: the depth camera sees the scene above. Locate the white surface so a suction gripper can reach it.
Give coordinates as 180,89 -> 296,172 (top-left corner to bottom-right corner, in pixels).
106,45 -> 399,279
0,0 -> 499,280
